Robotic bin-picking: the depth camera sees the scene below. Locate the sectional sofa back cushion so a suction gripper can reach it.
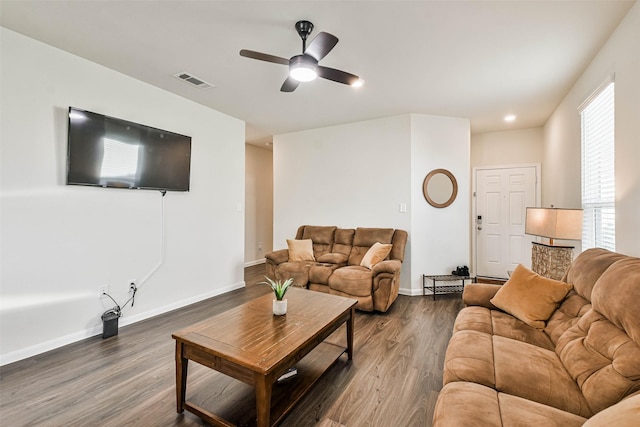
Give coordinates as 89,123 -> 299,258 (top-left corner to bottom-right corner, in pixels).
348,228 -> 394,266
296,225 -> 337,259
556,255 -> 640,415
545,248 -> 629,345
333,228 -> 355,257
389,229 -> 408,262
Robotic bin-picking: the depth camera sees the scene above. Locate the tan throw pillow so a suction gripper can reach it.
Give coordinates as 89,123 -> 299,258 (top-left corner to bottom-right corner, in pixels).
490,264 -> 573,330
360,242 -> 393,269
286,239 -> 315,261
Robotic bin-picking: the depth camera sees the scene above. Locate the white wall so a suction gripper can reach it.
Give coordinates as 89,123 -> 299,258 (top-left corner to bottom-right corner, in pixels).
410,115 -> 471,293
273,114 -> 470,295
245,144 -> 273,265
543,2 -> 640,257
471,128 -> 543,168
0,28 -> 246,365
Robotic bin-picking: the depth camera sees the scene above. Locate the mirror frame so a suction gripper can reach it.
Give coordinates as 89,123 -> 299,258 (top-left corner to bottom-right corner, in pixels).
423,168 -> 458,208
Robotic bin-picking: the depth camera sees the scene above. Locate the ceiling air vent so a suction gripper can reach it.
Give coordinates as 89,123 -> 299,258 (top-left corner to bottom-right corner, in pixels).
173,72 -> 214,89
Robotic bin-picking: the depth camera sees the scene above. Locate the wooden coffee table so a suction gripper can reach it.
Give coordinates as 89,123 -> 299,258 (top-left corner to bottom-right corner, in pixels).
172,287 -> 357,427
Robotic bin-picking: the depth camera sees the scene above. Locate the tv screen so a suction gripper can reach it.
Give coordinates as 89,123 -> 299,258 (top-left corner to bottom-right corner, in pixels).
66,107 -> 191,191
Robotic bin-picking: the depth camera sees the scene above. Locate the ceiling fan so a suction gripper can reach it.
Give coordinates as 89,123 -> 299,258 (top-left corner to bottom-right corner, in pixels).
240,20 -> 361,92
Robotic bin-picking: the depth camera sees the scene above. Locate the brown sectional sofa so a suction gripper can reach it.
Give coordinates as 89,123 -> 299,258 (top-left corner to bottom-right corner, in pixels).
265,225 -> 408,312
433,248 -> 640,426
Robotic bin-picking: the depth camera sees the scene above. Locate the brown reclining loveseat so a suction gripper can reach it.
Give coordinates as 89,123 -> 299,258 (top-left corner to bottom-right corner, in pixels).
265,225 -> 408,312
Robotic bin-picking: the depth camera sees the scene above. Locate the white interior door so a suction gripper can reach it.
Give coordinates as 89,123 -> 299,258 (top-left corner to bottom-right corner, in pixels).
475,166 -> 537,278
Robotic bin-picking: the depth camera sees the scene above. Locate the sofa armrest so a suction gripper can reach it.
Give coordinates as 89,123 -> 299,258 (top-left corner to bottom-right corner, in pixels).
265,249 -> 289,265
462,283 -> 501,309
371,259 -> 401,276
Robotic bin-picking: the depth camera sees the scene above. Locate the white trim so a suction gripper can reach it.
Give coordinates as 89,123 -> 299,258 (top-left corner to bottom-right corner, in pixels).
244,258 -> 266,268
471,163 -> 541,278
0,281 -> 246,366
399,287 -> 424,297
577,73 -> 615,113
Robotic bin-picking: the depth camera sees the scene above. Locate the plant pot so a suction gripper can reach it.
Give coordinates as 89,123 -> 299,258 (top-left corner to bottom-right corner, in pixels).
273,299 -> 287,316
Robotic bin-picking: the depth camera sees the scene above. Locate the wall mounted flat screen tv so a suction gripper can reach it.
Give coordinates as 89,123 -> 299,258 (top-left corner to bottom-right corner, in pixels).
67,107 -> 191,191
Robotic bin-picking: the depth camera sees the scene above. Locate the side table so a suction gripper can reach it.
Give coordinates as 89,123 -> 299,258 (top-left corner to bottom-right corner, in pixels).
423,274 -> 476,301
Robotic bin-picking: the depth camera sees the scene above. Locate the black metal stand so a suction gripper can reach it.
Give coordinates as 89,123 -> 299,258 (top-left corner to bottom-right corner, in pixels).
423,274 -> 476,301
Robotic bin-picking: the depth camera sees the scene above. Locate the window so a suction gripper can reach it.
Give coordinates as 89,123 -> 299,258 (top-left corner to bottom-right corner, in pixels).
580,80 -> 615,251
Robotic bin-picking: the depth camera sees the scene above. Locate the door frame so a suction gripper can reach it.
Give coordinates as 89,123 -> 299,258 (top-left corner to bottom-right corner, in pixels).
471,163 -> 541,278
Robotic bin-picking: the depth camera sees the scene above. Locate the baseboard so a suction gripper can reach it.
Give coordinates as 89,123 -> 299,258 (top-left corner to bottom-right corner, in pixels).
244,258 -> 266,268
399,287 -> 424,296
0,281 -> 246,366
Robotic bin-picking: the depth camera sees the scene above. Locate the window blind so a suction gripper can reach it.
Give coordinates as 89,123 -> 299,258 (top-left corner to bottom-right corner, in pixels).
580,81 -> 615,251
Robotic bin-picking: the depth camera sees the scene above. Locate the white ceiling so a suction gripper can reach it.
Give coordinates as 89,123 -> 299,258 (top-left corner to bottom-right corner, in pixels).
1,1 -> 635,146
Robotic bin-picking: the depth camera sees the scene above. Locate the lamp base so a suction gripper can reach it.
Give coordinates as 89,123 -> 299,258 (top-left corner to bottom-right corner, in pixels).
531,242 -> 574,280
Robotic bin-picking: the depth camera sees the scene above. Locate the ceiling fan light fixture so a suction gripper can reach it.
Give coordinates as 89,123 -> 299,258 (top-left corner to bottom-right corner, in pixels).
351,79 -> 364,88
289,55 -> 318,82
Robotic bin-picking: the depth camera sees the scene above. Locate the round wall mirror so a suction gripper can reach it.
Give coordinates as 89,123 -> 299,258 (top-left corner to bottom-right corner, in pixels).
423,169 -> 458,208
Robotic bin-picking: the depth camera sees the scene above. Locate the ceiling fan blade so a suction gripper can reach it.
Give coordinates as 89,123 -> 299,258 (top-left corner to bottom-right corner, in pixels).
239,49 -> 290,66
280,76 -> 301,92
304,32 -> 339,62
317,66 -> 359,86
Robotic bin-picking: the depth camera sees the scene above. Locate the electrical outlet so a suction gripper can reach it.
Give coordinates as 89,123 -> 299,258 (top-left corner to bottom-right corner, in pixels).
99,285 -> 109,299
257,242 -> 263,252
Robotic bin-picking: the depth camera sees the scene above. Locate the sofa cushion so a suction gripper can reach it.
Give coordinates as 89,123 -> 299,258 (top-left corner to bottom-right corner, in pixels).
490,264 -> 573,330
555,256 -> 640,415
433,382 -> 503,427
557,311 -> 640,414
309,263 -> 341,285
544,290 -> 592,345
582,391 -> 640,427
348,228 -> 394,266
332,228 -> 355,257
591,257 -> 640,344
453,306 -> 555,350
498,390 -> 588,427
316,253 -> 348,264
563,248 -> 627,301
300,225 -> 337,259
360,242 -> 392,269
433,382 -> 587,427
286,239 -> 315,261
492,335 -> 592,417
328,266 -> 373,297
275,261 -> 314,288
444,330 -> 592,417
444,330 -> 496,387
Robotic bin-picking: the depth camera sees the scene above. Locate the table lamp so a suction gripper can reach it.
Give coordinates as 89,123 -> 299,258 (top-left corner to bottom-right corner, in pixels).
525,207 -> 583,280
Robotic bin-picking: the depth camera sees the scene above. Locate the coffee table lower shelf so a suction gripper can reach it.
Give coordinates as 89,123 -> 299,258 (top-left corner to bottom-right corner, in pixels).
182,341 -> 347,427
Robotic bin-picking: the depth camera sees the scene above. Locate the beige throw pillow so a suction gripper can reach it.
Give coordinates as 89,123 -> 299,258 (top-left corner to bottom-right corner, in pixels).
490,264 -> 573,330
360,242 -> 393,269
287,239 -> 315,261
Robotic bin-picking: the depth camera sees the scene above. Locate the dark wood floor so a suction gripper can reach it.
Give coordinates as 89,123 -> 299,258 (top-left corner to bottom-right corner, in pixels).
0,265 -> 463,427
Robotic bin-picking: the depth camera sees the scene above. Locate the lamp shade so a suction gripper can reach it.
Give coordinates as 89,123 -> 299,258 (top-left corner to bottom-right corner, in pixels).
525,208 -> 583,242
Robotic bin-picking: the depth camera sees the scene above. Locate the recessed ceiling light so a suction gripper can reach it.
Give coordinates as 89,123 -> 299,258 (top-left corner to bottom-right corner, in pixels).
504,114 -> 516,122
351,79 -> 364,88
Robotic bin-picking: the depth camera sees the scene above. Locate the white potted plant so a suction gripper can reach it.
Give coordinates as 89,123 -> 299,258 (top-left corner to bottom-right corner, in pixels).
260,276 -> 293,315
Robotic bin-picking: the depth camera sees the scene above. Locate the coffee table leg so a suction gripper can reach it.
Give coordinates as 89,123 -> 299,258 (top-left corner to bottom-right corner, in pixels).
255,374 -> 272,427
175,341 -> 188,413
346,306 -> 355,360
